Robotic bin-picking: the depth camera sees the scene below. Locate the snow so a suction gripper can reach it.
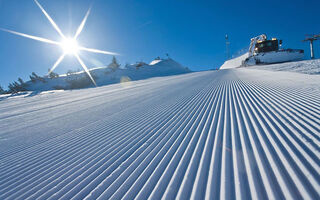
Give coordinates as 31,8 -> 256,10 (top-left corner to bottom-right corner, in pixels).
0,65 -> 319,199
220,53 -> 249,69
25,58 -> 190,91
247,58 -> 320,75
220,50 -> 305,70
245,50 -> 304,65
149,59 -> 162,65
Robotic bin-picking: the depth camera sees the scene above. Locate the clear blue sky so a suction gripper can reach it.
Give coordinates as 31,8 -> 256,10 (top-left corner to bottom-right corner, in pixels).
0,0 -> 319,88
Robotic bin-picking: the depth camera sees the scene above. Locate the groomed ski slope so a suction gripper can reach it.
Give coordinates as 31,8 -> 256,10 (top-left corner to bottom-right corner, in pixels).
0,68 -> 319,199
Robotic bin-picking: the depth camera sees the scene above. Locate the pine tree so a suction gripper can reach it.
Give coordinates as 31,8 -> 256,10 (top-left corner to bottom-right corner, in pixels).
8,83 -> 17,93
30,73 -> 36,83
108,56 -> 120,71
0,85 -> 4,94
30,72 -> 39,82
32,72 -> 39,79
30,72 -> 45,83
18,78 -> 24,85
48,69 -> 59,78
13,81 -> 20,88
7,80 -> 26,93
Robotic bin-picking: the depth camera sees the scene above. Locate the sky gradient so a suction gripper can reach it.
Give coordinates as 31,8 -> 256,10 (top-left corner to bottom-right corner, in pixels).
0,0 -> 320,88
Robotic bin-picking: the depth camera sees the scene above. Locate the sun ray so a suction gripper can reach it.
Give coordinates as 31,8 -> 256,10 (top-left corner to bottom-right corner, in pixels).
74,53 -> 97,86
34,0 -> 65,39
79,46 -> 119,55
48,54 -> 65,75
2,2 -> 119,88
74,6 -> 91,39
0,28 -> 60,45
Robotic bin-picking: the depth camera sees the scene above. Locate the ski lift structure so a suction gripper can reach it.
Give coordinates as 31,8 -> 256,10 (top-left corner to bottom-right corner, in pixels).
303,34 -> 320,59
225,34 -> 230,60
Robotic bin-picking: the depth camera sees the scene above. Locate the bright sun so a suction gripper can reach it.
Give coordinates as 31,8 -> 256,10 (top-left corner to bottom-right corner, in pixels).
61,38 -> 79,55
1,0 -> 118,87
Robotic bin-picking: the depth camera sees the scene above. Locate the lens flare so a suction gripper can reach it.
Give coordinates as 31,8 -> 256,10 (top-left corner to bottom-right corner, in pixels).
61,38 -> 79,55
0,0 -> 119,86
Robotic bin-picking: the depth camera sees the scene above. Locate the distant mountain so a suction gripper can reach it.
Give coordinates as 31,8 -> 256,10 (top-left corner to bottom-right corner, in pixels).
25,58 -> 191,91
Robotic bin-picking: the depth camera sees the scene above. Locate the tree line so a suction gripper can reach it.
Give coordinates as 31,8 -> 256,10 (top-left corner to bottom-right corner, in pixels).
0,56 -> 122,94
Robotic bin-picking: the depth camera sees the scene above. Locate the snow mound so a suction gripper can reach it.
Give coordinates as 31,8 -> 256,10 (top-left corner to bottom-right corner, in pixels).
220,52 -> 320,75
220,53 -> 249,69
149,59 -> 162,65
248,59 -> 320,75
25,58 -> 191,91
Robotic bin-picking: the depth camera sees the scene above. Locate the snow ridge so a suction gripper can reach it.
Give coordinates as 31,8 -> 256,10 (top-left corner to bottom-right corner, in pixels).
248,58 -> 320,75
25,58 -> 190,91
0,69 -> 319,199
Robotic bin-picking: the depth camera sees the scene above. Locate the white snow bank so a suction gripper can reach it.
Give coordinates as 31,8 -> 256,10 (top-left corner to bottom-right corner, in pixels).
220,53 -> 249,69
220,52 -> 319,75
149,59 -> 162,65
25,58 -> 191,91
247,58 -> 320,75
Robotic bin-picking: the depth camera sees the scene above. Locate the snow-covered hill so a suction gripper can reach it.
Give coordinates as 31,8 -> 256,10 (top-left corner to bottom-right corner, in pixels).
0,67 -> 319,199
25,58 -> 191,91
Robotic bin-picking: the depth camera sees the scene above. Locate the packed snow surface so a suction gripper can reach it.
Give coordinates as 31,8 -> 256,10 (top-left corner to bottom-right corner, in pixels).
0,68 -> 319,199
